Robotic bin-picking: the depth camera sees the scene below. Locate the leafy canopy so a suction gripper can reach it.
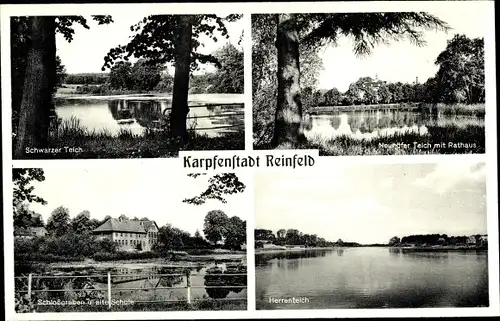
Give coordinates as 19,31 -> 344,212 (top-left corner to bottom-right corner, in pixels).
13,168 -> 47,209
183,173 -> 246,205
102,14 -> 242,71
299,12 -> 450,55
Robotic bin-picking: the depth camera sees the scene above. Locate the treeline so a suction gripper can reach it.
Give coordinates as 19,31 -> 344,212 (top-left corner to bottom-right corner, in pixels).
305,34 -> 485,109
64,73 -> 109,85
14,206 -> 246,263
388,233 -> 488,247
255,228 -> 335,248
70,43 -> 243,95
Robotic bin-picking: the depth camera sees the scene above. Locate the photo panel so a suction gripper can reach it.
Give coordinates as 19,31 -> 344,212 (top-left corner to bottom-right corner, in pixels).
11,166 -> 249,313
9,13 -> 245,160
252,2 -> 488,156
254,161 -> 489,310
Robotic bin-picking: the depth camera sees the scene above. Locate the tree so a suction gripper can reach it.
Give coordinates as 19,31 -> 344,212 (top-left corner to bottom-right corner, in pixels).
277,229 -> 286,239
223,216 -> 246,250
156,224 -> 186,252
55,55 -> 67,87
118,214 -> 129,221
109,61 -> 132,89
323,88 -> 341,106
212,43 -> 244,93
389,236 -> 401,246
46,206 -> 70,237
434,34 -> 484,104
183,173 -> 246,205
13,168 -> 47,210
252,14 -> 323,146
13,203 -> 44,230
258,13 -> 449,147
71,210 -> 92,234
255,229 -> 276,241
102,14 -> 241,141
203,210 -> 229,244
130,59 -> 162,91
12,15 -> 113,158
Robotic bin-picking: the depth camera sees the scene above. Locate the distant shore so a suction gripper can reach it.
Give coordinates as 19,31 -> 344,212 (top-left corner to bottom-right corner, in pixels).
393,246 -> 487,252
255,247 -> 337,254
255,245 -> 487,254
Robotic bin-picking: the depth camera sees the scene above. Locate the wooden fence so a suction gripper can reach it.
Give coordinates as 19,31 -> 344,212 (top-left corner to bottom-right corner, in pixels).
15,269 -> 247,309
164,102 -> 244,132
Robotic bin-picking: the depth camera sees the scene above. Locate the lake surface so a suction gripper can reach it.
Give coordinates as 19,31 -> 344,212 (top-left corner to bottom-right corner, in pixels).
54,94 -> 244,138
15,259 -> 247,309
303,109 -> 484,141
255,248 -> 488,309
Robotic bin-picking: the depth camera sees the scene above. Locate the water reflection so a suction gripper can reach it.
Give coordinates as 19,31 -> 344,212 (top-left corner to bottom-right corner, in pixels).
303,110 -> 483,140
54,97 -> 244,137
15,263 -> 247,304
255,247 -> 488,309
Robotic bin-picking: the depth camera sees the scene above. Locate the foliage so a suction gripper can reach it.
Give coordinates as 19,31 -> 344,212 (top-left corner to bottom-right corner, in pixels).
64,73 -> 109,85
388,236 -> 401,246
255,228 -> 336,247
434,34 -> 485,104
255,229 -> 276,242
46,206 -> 70,237
55,55 -> 67,87
203,210 -> 229,244
13,168 -> 47,209
183,173 -> 246,205
13,203 -> 44,230
108,59 -> 162,91
388,233 -> 487,247
71,210 -> 100,234
211,43 -> 244,93
102,14 -> 241,71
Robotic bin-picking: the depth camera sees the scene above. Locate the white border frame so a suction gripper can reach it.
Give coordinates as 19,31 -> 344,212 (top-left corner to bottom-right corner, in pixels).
2,1 -> 498,320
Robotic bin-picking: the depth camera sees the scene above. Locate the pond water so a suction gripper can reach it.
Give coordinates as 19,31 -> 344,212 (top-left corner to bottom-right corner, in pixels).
303,109 -> 484,141
15,260 -> 247,307
255,248 -> 488,309
54,94 -> 244,138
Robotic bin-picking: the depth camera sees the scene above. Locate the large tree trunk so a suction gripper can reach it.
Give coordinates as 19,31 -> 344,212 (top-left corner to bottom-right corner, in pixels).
170,15 -> 194,142
14,17 -> 56,158
271,14 -> 305,148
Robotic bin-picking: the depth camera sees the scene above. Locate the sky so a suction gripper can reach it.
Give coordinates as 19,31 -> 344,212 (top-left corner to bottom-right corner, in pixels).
27,167 -> 248,237
316,2 -> 489,92
255,162 -> 487,245
56,14 -> 244,75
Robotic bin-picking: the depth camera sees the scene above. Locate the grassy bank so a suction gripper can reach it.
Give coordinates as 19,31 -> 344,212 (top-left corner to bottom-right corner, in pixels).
256,124 -> 484,155
419,103 -> 485,116
18,118 -> 243,159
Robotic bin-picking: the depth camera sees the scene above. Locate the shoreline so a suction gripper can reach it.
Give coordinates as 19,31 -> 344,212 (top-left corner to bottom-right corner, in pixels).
255,245 -> 487,255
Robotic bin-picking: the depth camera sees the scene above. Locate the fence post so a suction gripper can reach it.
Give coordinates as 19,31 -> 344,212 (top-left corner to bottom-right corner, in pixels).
107,272 -> 112,310
186,270 -> 191,304
27,273 -> 32,299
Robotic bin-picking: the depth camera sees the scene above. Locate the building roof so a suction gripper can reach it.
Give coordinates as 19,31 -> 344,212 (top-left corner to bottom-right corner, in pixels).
140,219 -> 158,232
93,218 -> 148,233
